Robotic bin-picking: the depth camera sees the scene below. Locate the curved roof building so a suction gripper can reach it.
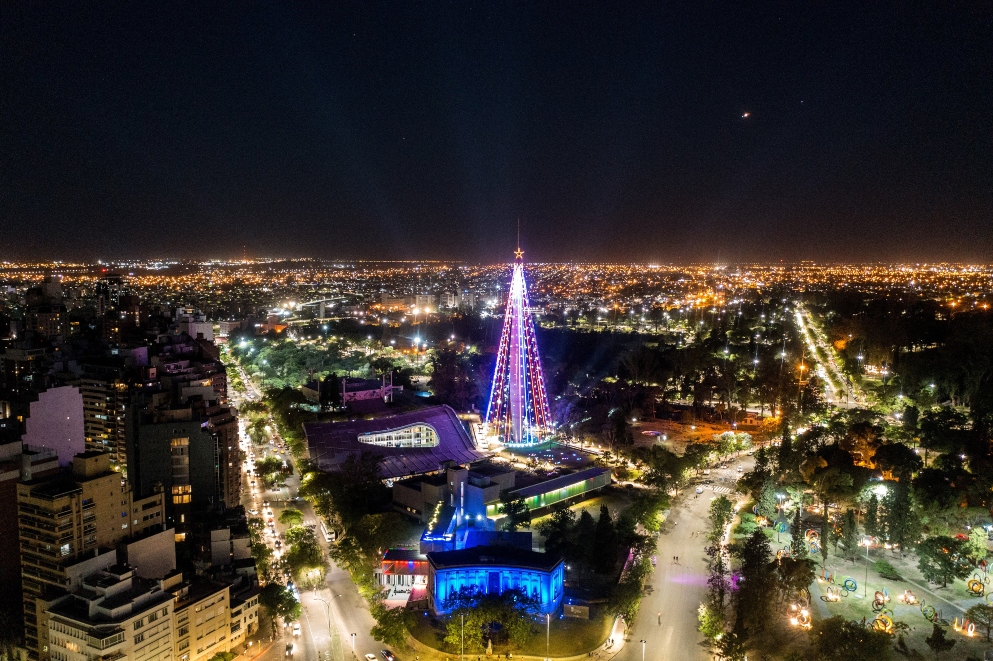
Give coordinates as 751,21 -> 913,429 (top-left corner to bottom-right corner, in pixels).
304,405 -> 484,479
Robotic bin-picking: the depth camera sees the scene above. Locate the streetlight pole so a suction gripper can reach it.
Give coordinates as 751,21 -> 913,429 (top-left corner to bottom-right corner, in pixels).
461,614 -> 464,661
863,537 -> 870,598
351,633 -> 356,654
546,613 -> 550,661
640,639 -> 646,661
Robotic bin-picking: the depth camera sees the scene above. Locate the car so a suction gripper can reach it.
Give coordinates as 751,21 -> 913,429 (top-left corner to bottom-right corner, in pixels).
737,465 -> 743,473
365,655 -> 377,661
292,623 -> 301,636
274,540 -> 282,548
381,650 -> 395,661
695,487 -> 704,494
285,643 -> 294,657
249,509 -> 259,515
703,469 -> 711,475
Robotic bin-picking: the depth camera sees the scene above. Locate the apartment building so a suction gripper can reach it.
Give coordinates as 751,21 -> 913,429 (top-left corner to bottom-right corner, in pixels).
17,452 -> 165,660
167,578 -> 231,661
46,564 -> 174,661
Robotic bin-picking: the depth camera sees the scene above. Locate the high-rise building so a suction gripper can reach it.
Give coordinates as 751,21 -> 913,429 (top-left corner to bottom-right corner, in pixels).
79,368 -> 133,467
17,451 -> 165,660
126,404 -> 242,533
0,435 -> 60,624
484,251 -> 552,446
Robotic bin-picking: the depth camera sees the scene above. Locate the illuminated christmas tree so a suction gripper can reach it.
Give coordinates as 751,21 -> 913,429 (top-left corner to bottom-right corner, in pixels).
484,248 -> 551,446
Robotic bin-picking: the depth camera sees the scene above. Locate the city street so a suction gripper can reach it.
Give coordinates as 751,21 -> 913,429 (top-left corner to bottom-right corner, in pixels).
794,306 -> 863,408
235,367 -> 380,661
613,457 -> 753,661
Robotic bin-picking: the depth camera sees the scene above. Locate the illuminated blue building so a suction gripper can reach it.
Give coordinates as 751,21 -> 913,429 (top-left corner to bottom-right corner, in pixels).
427,546 -> 564,615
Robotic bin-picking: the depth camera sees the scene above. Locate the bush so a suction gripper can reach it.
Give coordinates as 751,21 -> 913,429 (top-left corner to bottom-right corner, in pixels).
874,559 -> 902,580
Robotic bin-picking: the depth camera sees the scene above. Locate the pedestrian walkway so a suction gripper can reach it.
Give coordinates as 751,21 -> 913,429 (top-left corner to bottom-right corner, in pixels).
712,486 -> 735,495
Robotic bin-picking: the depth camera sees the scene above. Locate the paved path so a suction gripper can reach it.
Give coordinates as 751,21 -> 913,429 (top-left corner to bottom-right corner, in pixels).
606,458 -> 753,661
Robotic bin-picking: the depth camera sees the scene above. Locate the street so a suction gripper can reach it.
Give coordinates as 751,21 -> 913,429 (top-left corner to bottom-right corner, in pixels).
233,364 -> 381,661
612,457 -> 754,661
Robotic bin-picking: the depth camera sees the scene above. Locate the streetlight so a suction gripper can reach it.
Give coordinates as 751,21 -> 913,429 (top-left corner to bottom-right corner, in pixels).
640,639 -> 646,661
350,633 -> 356,653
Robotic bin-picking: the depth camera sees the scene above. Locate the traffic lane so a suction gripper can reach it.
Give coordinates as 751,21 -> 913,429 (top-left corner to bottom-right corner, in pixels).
326,567 -> 378,658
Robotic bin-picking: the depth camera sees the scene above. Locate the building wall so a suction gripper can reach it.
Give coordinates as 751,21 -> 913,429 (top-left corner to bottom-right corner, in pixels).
428,562 -> 563,615
79,376 -> 129,466
124,528 -> 177,579
0,446 -> 59,628
17,453 -> 165,661
22,387 -> 85,466
172,584 -> 232,661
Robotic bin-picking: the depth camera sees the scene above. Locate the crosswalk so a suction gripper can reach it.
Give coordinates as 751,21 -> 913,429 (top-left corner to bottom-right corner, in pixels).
713,486 -> 735,495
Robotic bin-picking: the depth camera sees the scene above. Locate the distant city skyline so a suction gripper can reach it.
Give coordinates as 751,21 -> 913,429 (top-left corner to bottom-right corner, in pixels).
2,4 -> 991,262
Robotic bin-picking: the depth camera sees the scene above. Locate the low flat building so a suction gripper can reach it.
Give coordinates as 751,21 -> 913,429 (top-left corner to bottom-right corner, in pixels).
376,549 -> 429,602
485,467 -> 611,518
427,546 -> 564,616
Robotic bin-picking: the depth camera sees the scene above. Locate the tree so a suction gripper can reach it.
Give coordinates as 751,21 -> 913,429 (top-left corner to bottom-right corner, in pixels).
790,507 -> 808,560
537,507 -> 576,559
920,408 -> 969,464
864,493 -> 880,539
697,603 -> 724,642
429,347 -> 480,411
965,526 -> 989,563
732,530 -> 775,636
917,536 -> 971,587
924,624 -> 956,659
841,509 -> 859,563
278,509 -> 304,527
497,492 -> 532,532
255,456 -> 286,487
873,443 -> 922,480
708,496 -> 734,543
756,480 -> 778,520
370,603 -> 412,649
776,556 -> 816,603
592,505 -> 619,574
259,584 -> 301,622
882,481 -> 919,550
714,630 -> 747,661
706,544 -> 732,612
964,604 -> 993,641
809,616 -> 893,661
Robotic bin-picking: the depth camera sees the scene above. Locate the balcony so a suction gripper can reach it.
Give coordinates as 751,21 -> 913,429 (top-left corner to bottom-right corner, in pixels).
86,630 -> 125,650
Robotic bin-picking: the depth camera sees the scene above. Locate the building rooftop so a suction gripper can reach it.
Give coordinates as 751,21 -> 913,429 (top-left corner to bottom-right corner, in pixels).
304,405 -> 484,479
24,476 -> 82,499
508,467 -> 610,500
427,545 -> 562,573
383,549 -> 427,562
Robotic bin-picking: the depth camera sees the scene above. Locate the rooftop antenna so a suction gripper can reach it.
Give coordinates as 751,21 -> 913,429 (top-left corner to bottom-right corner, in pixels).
515,218 -> 523,261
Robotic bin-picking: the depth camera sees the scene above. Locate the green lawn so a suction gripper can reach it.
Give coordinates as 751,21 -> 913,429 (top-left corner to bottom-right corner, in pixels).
409,611 -> 613,657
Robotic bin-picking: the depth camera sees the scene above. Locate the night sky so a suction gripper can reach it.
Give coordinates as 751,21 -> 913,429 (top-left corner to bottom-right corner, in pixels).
2,2 -> 991,263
